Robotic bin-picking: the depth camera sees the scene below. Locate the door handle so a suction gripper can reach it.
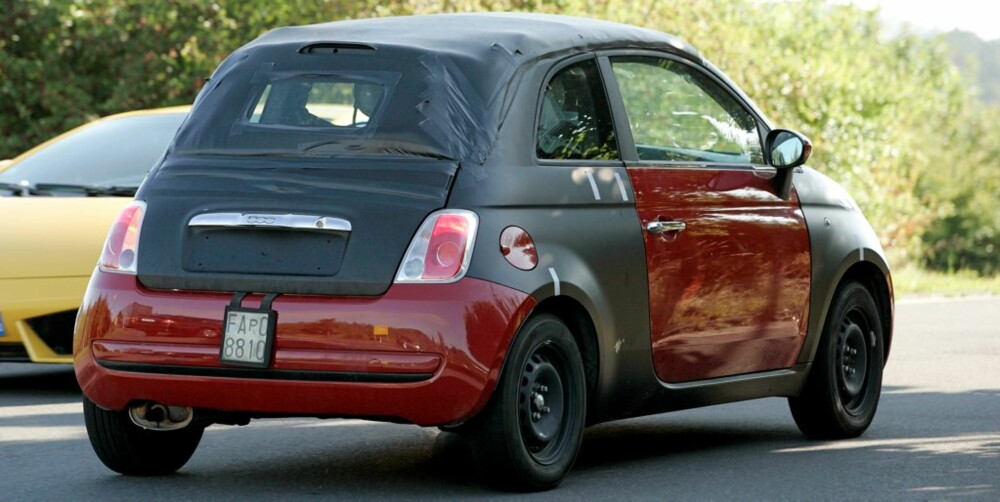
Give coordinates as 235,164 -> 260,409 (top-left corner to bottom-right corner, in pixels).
646,220 -> 686,235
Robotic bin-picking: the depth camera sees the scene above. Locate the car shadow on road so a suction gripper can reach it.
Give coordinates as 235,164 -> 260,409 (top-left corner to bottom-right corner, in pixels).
109,390 -> 995,497
575,417 -> 800,468
4,383 -> 998,499
0,363 -> 80,403
566,388 -> 1000,498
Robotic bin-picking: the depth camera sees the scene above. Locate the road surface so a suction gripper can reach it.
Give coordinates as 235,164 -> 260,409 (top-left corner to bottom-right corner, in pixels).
2,297 -> 998,499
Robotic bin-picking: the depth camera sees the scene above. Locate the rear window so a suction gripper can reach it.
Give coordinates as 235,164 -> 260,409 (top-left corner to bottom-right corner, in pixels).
248,78 -> 386,129
169,47 -> 499,163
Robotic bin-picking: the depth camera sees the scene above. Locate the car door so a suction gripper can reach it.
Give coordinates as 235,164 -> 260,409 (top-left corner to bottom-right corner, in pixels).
601,54 -> 811,383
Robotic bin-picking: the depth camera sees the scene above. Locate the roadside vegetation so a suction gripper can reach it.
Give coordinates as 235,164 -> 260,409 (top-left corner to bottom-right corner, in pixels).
1,0 -> 997,291
893,265 -> 1000,296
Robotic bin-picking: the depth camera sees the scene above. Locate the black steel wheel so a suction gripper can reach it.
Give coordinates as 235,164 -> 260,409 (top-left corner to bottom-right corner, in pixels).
83,397 -> 204,476
789,281 -> 885,439
466,314 -> 586,491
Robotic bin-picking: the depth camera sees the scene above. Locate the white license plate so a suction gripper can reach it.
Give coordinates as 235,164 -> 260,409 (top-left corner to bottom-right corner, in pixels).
220,309 -> 274,367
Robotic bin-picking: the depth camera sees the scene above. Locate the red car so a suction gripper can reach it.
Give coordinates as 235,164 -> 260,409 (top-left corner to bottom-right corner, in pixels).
75,13 -> 893,491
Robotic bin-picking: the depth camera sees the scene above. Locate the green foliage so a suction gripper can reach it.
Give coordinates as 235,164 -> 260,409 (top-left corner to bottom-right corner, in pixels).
1,0 -> 998,275
892,264 -> 1000,296
0,0 -> 377,159
918,104 -> 1000,275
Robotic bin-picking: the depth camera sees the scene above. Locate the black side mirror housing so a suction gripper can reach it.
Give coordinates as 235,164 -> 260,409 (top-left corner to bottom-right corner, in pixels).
765,129 -> 812,200
766,129 -> 812,168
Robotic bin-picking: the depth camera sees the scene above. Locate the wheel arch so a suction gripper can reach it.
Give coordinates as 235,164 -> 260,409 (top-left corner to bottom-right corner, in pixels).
837,260 -> 894,362
528,295 -> 601,422
485,261 -> 651,426
795,166 -> 895,366
800,252 -> 894,366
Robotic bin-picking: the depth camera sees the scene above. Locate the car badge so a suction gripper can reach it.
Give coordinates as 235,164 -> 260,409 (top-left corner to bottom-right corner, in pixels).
244,214 -> 277,225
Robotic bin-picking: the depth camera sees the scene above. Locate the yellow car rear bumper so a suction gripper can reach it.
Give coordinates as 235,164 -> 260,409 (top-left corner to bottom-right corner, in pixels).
0,276 -> 89,363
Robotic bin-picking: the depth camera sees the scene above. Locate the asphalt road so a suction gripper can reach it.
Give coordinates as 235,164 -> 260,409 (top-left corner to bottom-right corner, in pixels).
2,297 -> 998,500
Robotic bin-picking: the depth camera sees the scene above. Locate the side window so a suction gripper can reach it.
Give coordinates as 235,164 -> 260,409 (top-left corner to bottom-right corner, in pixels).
536,59 -> 619,161
610,57 -> 764,164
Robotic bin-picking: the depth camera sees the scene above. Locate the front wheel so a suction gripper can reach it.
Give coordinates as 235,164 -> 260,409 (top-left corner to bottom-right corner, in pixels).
466,314 -> 587,491
789,281 -> 885,439
83,397 -> 204,475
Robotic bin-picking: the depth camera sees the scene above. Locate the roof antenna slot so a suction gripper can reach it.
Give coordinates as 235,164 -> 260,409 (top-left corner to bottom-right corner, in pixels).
299,42 -> 376,55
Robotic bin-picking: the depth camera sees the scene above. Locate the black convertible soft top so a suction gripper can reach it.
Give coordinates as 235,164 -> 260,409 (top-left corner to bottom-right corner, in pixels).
168,13 -> 699,169
248,13 -> 699,61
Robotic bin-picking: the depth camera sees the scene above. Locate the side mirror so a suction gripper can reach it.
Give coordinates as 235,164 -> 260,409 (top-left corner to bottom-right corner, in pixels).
766,129 -> 812,169
765,129 -> 811,201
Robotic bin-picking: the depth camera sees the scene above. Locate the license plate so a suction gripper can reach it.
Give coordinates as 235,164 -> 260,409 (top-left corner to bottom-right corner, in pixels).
220,307 -> 275,368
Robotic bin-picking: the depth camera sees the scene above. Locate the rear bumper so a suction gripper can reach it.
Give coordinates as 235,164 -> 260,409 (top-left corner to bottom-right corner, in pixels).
74,271 -> 535,425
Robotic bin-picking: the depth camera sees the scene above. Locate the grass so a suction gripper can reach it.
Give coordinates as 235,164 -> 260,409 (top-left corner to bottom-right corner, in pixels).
892,265 -> 1000,297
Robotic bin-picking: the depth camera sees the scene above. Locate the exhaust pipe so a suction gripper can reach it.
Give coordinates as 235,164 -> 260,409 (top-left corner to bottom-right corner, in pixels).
129,402 -> 194,431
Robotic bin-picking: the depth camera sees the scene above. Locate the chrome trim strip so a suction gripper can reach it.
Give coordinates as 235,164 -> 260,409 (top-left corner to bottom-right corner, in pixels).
188,213 -> 352,232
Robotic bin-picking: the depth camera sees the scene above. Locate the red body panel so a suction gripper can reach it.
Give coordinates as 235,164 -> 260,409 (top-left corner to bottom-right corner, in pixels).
74,271 -> 535,425
628,167 -> 811,382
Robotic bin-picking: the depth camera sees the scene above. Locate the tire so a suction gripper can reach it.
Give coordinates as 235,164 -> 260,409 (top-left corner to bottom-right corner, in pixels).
83,397 -> 204,475
466,314 -> 587,491
789,281 -> 884,439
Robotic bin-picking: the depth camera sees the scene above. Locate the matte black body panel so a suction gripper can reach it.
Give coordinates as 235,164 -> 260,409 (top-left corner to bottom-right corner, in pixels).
136,155 -> 456,296
625,365 -> 810,417
455,167 -> 656,423
793,167 -> 892,364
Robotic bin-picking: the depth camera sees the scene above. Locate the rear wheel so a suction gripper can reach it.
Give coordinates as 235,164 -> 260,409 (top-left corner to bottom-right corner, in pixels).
83,397 -> 204,475
466,314 -> 586,491
789,281 -> 884,439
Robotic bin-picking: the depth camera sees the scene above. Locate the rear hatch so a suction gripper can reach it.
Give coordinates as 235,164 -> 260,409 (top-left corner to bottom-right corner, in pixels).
137,155 -> 456,296
134,35 -> 506,296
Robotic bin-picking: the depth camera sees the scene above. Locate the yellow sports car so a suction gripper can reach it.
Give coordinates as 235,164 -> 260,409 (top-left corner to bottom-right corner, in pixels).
0,107 -> 188,363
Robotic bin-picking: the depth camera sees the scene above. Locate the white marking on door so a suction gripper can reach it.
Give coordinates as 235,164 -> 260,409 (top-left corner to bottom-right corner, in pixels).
613,172 -> 629,202
586,169 -> 601,201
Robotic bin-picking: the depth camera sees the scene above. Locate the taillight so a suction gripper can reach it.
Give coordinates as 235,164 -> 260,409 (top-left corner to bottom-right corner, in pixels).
99,201 -> 146,274
395,210 -> 478,283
